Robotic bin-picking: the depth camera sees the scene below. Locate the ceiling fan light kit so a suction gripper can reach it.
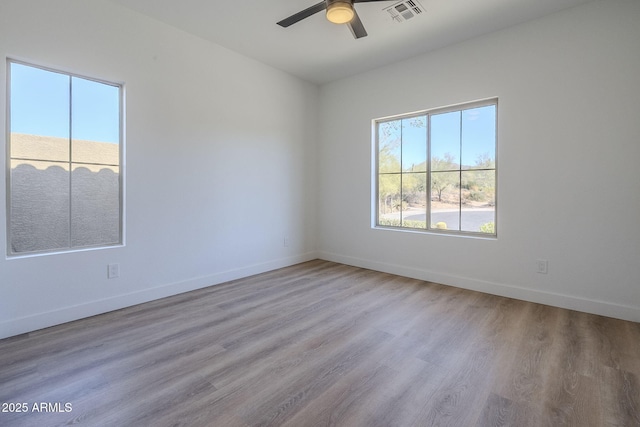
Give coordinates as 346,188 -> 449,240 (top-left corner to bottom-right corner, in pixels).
326,1 -> 354,24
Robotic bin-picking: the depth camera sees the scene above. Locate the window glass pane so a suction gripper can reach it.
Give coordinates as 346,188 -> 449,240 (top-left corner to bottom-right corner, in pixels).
10,160 -> 70,253
461,170 -> 495,233
430,111 -> 460,171
401,172 -> 426,229
71,76 -> 120,164
10,63 -> 70,161
461,105 -> 496,170
71,165 -> 120,247
461,207 -> 495,234
402,116 -> 427,172
378,120 -> 401,173
430,170 -> 460,230
378,174 -> 401,226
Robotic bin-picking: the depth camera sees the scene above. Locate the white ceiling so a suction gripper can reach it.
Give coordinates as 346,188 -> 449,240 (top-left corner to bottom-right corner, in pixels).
108,0 -> 594,85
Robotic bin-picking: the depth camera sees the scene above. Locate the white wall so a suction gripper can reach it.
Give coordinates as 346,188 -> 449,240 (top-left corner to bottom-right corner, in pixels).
317,0 -> 640,322
0,0 -> 318,339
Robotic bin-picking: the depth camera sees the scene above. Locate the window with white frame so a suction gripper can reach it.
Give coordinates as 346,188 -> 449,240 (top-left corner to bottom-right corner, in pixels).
375,99 -> 497,236
7,60 -> 123,255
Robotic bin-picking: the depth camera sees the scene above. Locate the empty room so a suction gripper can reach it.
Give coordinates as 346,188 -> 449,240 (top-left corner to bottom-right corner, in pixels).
1,0 -> 639,425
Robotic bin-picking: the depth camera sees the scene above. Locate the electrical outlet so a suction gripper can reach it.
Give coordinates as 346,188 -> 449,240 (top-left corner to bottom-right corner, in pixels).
283,236 -> 289,247
536,259 -> 548,274
108,263 -> 120,279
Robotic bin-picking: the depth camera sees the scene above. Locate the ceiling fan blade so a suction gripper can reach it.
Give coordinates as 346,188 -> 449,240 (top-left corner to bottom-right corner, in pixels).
347,9 -> 368,39
277,1 -> 327,28
353,0 -> 392,2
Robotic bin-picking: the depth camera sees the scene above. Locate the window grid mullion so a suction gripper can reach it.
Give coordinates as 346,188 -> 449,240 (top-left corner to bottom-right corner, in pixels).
399,120 -> 403,227
458,111 -> 462,231
68,75 -> 73,249
426,113 -> 431,230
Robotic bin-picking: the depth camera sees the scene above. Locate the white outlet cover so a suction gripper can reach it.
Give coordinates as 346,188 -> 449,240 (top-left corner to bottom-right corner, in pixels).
108,264 -> 120,279
537,260 -> 548,274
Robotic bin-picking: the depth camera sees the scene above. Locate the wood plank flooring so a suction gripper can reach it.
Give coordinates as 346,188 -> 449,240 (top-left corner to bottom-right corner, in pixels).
1,260 -> 639,426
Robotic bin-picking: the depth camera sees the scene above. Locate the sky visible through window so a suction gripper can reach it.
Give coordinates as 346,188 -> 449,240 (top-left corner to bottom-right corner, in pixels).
10,62 -> 120,144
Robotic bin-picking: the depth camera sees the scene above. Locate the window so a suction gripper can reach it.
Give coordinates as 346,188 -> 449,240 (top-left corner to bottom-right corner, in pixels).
375,99 -> 497,236
7,60 -> 123,255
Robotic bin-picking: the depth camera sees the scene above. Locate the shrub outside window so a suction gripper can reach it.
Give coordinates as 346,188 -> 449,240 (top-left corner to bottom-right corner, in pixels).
375,99 -> 497,236
7,60 -> 123,256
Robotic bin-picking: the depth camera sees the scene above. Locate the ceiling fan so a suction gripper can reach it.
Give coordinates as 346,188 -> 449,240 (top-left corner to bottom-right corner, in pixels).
277,0 -> 392,39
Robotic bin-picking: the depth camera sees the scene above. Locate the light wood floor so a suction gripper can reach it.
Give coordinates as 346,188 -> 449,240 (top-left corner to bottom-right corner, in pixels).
1,260 -> 639,426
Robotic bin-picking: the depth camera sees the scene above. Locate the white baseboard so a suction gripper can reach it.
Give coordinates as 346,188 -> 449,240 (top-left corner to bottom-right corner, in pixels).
0,252 -> 318,340
318,251 -> 640,323
3,250 -> 636,340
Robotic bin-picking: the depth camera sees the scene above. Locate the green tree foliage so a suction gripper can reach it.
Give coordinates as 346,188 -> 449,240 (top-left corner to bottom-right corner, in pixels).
430,152 -> 458,202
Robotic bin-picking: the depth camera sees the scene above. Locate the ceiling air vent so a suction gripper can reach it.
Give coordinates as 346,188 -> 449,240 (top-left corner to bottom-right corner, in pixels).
384,0 -> 425,23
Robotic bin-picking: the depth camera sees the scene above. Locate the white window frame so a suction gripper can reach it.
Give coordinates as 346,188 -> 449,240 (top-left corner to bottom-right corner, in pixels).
373,98 -> 498,237
6,59 -> 125,257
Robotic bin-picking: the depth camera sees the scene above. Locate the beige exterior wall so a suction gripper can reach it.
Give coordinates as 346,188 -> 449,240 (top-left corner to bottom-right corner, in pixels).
9,133 -> 120,253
